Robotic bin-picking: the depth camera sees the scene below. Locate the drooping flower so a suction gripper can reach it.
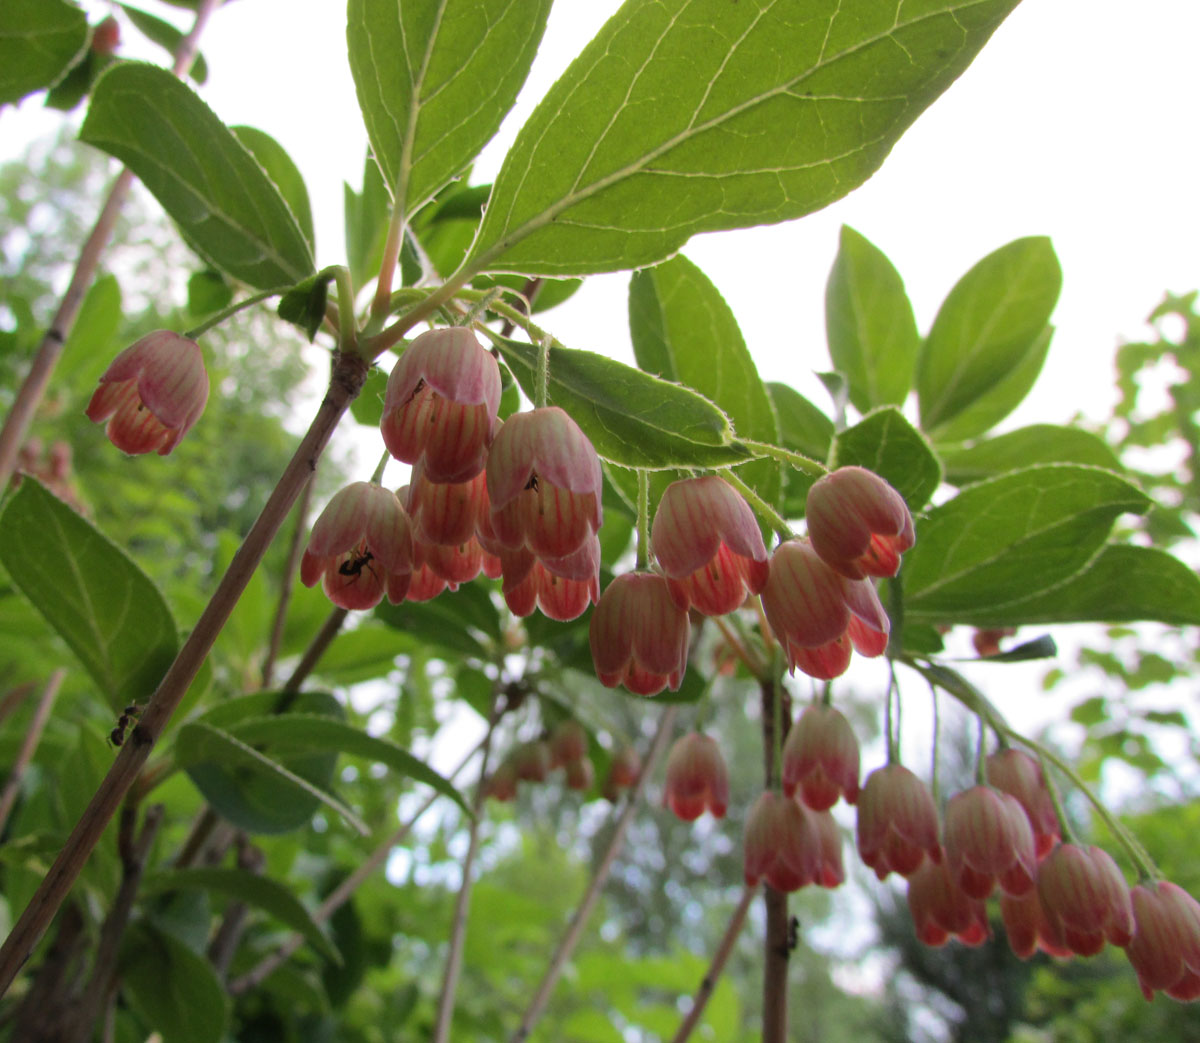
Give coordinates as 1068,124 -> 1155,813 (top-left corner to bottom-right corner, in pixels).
299,482 -> 413,611
761,541 -> 890,680
511,740 -> 552,784
1000,888 -> 1071,960
943,785 -> 1038,899
548,720 -> 588,768
563,757 -> 595,792
907,861 -> 991,947
486,407 -> 602,563
663,733 -> 729,821
1036,843 -> 1134,956
1126,881 -> 1200,1001
856,764 -> 942,880
380,327 -> 501,484
781,703 -> 860,810
808,807 -> 846,889
501,538 -> 600,622
407,465 -> 488,547
85,331 -> 208,455
650,476 -> 769,616
986,748 -> 1060,858
744,791 -> 819,892
805,466 -> 914,579
590,572 -> 690,696
603,746 -> 642,801
482,757 -> 519,802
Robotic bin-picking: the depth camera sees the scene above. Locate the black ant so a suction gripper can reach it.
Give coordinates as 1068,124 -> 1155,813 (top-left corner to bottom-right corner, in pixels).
109,703 -> 142,748
338,550 -> 377,584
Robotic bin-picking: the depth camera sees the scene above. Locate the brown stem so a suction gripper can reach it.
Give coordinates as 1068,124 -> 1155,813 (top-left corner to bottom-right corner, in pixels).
431,701 -> 503,1043
0,353 -> 367,998
0,668 -> 65,835
669,885 -> 757,1043
207,835 -> 264,980
760,678 -> 792,1043
0,0 -> 221,492
275,606 -> 349,711
510,705 -> 679,1043
261,472 -> 315,688
0,682 -> 36,727
65,804 -> 164,1043
228,732 -> 487,995
7,904 -> 87,1041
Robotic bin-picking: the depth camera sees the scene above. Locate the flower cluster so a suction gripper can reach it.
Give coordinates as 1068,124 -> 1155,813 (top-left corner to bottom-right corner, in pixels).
484,719 -> 600,800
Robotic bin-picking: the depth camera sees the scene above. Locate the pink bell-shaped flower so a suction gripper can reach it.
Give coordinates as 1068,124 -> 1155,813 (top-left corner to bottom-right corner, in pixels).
501,538 -> 600,622
761,540 -> 890,680
1036,843 -> 1134,956
483,757 -> 519,802
380,327 -> 501,483
1000,888 -> 1071,960
781,703 -> 860,810
986,748 -> 1061,858
944,785 -> 1038,899
300,482 -> 413,611
407,465 -> 488,547
856,764 -> 942,880
548,720 -> 588,768
512,740 -> 552,783
486,407 -> 602,563
1126,881 -> 1200,1001
86,331 -> 208,455
907,861 -> 991,947
590,572 -> 690,696
663,733 -> 729,821
743,791 -> 819,892
805,466 -> 914,579
650,476 -> 769,616
808,807 -> 846,888
603,746 -> 642,801
563,757 -> 595,792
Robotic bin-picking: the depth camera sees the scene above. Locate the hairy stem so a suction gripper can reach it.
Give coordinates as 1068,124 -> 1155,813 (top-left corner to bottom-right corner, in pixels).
0,353 -> 368,997
669,885 -> 757,1043
0,0 -> 221,491
0,669 -> 65,834
510,705 -> 679,1043
261,472 -> 315,688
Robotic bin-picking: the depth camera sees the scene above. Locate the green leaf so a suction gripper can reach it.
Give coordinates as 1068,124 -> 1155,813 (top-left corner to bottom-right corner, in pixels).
314,624 -> 405,685
80,63 -> 315,289
185,269 -> 233,318
979,634 -> 1058,662
825,226 -> 919,413
144,867 -> 339,962
177,721 -> 367,835
347,0 -> 551,214
345,152 -> 391,290
231,125 -> 315,250
960,544 -> 1200,628
494,336 -> 749,469
903,465 -> 1150,625
939,425 -> 1123,486
44,46 -> 112,112
917,237 -> 1061,436
0,0 -> 88,106
224,714 -> 471,816
58,273 -> 122,386
277,269 -> 335,341
0,480 -> 177,705
375,580 -> 501,656
831,407 -> 940,511
767,382 -> 832,514
629,255 -> 780,506
465,0 -> 1020,276
118,5 -> 208,83
120,923 -> 229,1043
349,365 -> 388,427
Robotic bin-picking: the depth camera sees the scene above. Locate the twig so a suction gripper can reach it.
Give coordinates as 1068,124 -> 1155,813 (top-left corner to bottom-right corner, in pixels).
0,669 -> 66,834
207,835 -> 264,979
669,885 -> 757,1043
261,472 -> 315,687
510,705 -> 679,1043
228,731 -> 487,995
0,353 -> 368,998
760,677 -> 791,1043
275,606 -> 350,711
431,697 -> 505,1043
66,804 -> 165,1043
0,0 -> 222,491
6,904 -> 87,1041
0,682 -> 36,727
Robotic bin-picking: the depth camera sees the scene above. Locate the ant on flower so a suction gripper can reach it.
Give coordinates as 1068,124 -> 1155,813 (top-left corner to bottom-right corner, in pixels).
108,702 -> 143,748
338,549 -> 377,584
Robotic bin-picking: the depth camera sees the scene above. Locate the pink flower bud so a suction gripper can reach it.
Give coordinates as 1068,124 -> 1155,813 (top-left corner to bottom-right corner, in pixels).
563,757 -> 595,792
650,476 -> 769,615
603,746 -> 642,800
744,791 -> 819,892
1037,843 -> 1134,956
86,331 -> 208,455
1126,881 -> 1200,1001
986,748 -> 1060,858
805,466 -> 914,579
856,764 -> 941,880
486,407 -> 602,562
907,861 -> 991,947
300,482 -> 413,611
548,720 -> 588,768
512,741 -> 552,783
483,758 -> 518,802
781,704 -> 860,810
91,15 -> 120,54
808,807 -> 846,888
381,328 -> 501,483
590,572 -> 691,696
944,785 -> 1038,899
663,733 -> 729,821
761,540 -> 890,680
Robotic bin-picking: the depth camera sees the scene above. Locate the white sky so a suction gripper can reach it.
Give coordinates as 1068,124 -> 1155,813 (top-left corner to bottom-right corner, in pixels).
7,0 -> 1200,429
